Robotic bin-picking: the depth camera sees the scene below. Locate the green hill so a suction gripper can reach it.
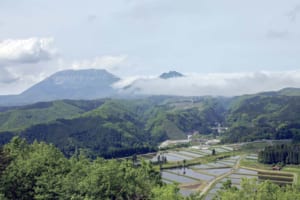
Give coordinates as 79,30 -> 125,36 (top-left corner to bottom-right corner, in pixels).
0,100 -> 105,132
223,95 -> 300,143
0,97 -> 225,158
1,89 -> 300,158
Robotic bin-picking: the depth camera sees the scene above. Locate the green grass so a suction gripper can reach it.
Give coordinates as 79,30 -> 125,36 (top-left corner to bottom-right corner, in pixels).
282,166 -> 300,185
239,141 -> 271,153
240,155 -> 297,185
240,158 -> 272,170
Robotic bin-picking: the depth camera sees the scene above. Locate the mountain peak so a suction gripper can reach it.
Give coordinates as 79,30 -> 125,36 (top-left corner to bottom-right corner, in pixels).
159,71 -> 184,79
46,69 -> 119,85
15,69 -> 120,104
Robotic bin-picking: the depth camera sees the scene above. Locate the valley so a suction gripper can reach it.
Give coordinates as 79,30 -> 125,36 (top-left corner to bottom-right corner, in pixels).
1,88 -> 300,199
2,1 -> 300,199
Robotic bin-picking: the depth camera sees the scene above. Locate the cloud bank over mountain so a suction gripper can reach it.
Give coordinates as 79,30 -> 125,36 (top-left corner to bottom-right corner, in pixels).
114,71 -> 300,96
0,37 -> 128,95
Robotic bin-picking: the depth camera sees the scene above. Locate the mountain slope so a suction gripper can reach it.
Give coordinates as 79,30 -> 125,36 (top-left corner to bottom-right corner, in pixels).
0,69 -> 120,106
0,97 -> 226,157
0,99 -> 105,132
1,89 -> 300,158
278,88 -> 300,96
223,95 -> 300,143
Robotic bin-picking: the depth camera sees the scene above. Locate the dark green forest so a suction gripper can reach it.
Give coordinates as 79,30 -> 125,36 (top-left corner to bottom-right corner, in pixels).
258,144 -> 300,164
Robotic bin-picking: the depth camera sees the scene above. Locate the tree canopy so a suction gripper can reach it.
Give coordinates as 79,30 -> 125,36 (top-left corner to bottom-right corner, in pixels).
0,137 -> 185,200
215,178 -> 300,200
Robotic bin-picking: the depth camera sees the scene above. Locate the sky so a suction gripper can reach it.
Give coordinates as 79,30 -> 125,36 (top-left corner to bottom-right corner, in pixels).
0,0 -> 300,96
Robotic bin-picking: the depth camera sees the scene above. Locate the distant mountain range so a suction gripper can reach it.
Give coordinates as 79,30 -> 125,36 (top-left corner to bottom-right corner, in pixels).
0,69 -> 186,106
0,68 -> 300,106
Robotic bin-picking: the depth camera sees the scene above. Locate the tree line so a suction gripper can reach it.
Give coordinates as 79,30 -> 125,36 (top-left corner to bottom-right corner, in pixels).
258,144 -> 300,164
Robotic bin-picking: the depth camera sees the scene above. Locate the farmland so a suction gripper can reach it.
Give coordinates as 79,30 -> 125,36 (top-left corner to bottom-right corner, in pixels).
144,140 -> 296,199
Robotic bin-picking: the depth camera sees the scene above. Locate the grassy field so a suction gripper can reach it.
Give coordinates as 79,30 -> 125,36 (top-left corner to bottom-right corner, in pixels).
240,158 -> 272,170
282,166 -> 300,185
240,154 -> 297,186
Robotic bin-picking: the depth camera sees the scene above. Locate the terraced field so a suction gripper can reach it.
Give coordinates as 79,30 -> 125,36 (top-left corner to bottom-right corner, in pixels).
204,155 -> 294,200
150,149 -> 295,198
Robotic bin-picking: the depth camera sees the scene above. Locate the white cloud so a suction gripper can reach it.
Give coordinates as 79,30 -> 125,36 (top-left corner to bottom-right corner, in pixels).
0,53 -> 129,95
115,71 -> 300,96
287,4 -> 300,22
71,55 -> 127,71
0,68 -> 19,84
0,37 -> 57,66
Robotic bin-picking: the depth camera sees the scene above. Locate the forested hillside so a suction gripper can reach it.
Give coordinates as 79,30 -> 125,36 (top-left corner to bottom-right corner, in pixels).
1,90 -> 300,158
0,100 -> 105,132
0,97 -> 224,158
222,94 -> 300,143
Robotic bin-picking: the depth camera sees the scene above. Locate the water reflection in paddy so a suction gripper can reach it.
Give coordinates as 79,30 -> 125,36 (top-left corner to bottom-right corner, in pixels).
180,189 -> 195,197
167,168 -> 214,181
161,172 -> 197,183
177,151 -> 204,158
168,152 -> 194,160
201,168 -> 231,176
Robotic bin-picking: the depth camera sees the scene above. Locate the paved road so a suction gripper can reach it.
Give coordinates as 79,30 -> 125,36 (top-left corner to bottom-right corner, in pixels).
199,155 -> 244,198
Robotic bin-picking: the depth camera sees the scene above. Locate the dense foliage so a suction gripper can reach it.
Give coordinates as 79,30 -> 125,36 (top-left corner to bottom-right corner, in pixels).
215,178 -> 300,200
258,144 -> 300,164
0,97 -> 224,158
0,137 -> 185,200
1,93 -> 300,158
223,95 -> 300,143
0,100 -> 105,132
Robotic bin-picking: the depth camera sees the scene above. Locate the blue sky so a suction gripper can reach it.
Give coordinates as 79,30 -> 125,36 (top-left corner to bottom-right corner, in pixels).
0,0 -> 300,95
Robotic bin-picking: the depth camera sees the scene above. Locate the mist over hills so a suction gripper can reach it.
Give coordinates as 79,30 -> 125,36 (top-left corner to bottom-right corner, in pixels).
0,68 -> 300,107
0,69 -> 187,106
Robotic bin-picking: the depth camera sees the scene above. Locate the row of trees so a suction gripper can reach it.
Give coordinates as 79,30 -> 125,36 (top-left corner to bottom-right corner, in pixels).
0,137 -> 189,200
258,144 -> 300,164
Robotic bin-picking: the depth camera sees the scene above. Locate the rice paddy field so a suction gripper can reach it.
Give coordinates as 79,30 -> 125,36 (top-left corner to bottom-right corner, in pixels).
151,144 -> 235,163
151,148 -> 294,198
138,141 -> 296,198
159,155 -> 241,196
204,155 -> 295,200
